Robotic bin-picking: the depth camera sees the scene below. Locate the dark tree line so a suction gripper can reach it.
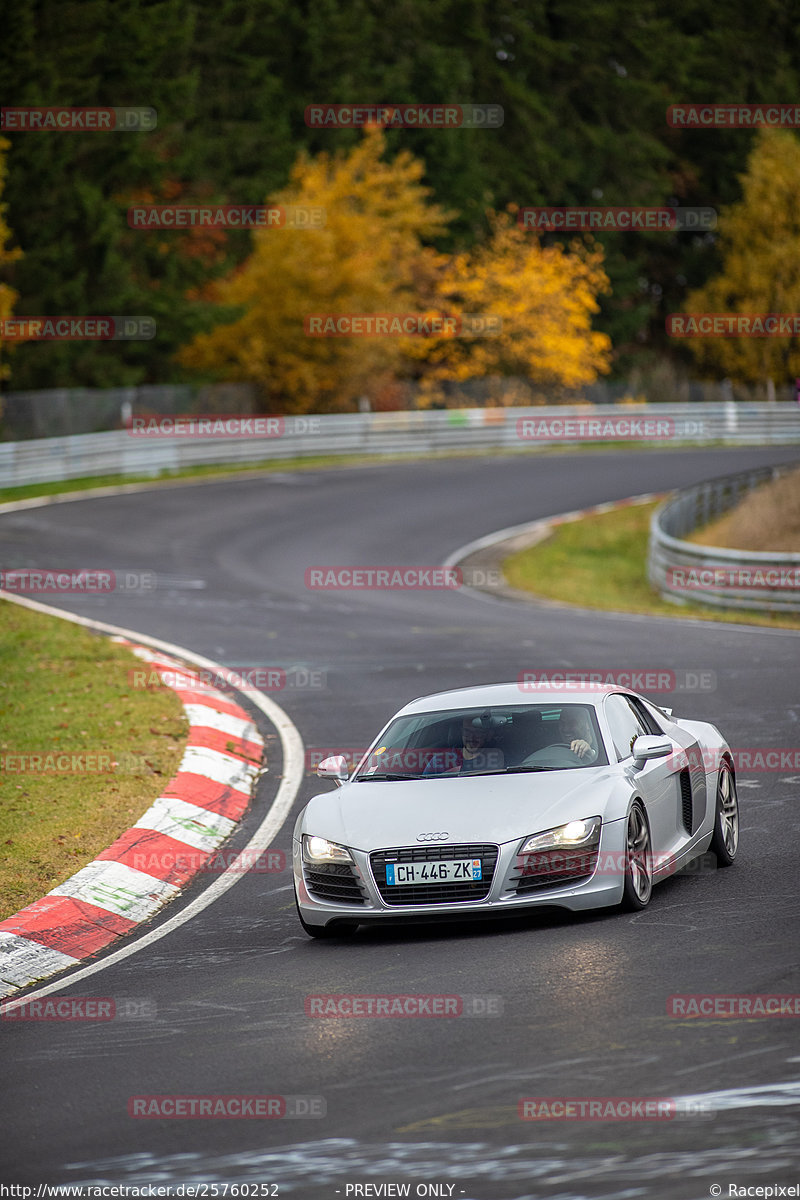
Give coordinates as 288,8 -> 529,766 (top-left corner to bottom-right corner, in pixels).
1,0 -> 798,390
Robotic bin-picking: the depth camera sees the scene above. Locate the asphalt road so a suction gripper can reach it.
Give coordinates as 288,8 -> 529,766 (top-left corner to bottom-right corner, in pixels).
2,445 -> 800,1200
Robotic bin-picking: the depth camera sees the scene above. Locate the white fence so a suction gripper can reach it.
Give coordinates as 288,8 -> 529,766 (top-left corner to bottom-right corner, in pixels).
1,402 -> 799,489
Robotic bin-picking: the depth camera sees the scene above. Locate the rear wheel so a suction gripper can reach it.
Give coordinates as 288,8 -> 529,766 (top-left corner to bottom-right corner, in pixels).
621,802 -> 652,910
708,761 -> 738,866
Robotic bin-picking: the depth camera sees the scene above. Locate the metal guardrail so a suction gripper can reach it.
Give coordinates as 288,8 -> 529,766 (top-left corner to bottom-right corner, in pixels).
648,464 -> 800,613
0,401 -> 799,490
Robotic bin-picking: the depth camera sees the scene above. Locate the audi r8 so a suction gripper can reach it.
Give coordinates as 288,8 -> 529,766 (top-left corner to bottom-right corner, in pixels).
292,682 -> 738,937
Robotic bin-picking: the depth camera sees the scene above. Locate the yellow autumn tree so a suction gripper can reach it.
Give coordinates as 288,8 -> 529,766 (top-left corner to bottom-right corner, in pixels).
0,138 -> 21,383
403,207 -> 612,405
684,128 -> 800,387
178,128 -> 452,413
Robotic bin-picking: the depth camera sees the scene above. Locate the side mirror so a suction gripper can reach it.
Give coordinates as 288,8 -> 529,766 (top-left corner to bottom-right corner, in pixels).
632,735 -> 673,766
316,754 -> 349,786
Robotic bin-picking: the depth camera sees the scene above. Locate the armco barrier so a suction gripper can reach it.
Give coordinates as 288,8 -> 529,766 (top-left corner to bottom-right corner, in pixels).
0,402 -> 799,490
648,464 -> 800,613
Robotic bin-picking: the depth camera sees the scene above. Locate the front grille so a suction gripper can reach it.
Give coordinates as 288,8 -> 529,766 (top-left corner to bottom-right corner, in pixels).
512,848 -> 599,893
304,861 -> 365,905
680,768 -> 693,834
370,843 -> 498,905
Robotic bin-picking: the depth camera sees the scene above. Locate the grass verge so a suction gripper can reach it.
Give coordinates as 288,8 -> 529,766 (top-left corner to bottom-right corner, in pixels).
502,501 -> 800,631
688,464 -> 800,552
0,600 -> 188,921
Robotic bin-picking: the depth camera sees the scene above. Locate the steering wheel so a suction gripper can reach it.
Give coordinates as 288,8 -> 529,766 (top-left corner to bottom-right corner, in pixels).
522,742 -> 586,767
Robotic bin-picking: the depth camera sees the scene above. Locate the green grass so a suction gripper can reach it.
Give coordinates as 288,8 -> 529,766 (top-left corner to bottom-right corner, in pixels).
503,501 -> 800,630
0,600 -> 188,920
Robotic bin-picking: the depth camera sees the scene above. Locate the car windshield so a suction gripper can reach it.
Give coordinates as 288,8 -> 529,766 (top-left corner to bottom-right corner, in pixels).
352,703 -> 608,780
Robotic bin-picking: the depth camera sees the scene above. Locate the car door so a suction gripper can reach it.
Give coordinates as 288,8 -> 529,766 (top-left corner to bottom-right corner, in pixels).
603,693 -> 684,867
636,696 -> 708,849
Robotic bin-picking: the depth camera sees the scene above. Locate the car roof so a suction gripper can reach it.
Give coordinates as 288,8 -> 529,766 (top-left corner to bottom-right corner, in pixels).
398,681 -> 636,715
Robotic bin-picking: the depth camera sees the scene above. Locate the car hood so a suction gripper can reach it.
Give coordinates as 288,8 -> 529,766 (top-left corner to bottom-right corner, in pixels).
298,769 -> 619,850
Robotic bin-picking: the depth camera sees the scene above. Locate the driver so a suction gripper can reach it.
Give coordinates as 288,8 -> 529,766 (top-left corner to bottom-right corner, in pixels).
556,707 -> 599,763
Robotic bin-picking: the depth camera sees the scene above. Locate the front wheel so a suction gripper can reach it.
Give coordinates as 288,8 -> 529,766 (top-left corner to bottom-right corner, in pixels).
708,761 -> 738,866
621,802 -> 652,910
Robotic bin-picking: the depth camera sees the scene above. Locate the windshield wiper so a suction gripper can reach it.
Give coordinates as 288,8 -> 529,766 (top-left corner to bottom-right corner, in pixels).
500,765 -> 563,773
355,765 -> 565,780
354,772 -> 416,782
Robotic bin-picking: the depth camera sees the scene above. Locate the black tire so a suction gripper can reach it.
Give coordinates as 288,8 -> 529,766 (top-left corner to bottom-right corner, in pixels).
621,802 -> 653,911
708,761 -> 738,866
295,897 -> 358,939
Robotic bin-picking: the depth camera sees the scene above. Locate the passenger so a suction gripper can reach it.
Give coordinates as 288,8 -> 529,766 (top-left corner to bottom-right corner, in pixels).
424,712 -> 502,775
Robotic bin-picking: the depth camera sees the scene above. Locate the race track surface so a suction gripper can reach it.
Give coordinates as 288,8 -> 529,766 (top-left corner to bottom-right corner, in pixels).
2,446 -> 799,1199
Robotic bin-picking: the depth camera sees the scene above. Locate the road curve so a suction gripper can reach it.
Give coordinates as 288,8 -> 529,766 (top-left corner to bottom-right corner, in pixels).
2,445 -> 799,1200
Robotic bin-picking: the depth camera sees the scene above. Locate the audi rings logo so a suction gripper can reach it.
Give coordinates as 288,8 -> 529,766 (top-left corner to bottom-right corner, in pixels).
416,832 -> 450,842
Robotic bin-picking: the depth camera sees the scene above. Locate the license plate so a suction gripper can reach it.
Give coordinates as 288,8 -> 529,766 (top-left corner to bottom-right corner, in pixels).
385,859 -> 482,886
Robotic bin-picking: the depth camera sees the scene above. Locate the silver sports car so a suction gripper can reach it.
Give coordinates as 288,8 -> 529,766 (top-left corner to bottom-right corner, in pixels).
292,682 -> 739,937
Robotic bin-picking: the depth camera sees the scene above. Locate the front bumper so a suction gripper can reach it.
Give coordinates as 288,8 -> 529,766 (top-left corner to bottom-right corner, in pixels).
293,820 -> 626,929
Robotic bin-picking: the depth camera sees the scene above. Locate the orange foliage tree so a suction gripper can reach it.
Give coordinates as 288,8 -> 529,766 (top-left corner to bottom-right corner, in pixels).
179,134 -> 612,412
178,128 -> 451,413
405,208 -> 612,406
683,129 -> 800,388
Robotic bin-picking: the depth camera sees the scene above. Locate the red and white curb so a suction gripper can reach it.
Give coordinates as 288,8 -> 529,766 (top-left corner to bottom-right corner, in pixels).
0,642 -> 264,998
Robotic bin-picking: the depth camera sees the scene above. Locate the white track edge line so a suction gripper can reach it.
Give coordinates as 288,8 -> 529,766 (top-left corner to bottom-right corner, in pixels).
0,590 -> 305,1009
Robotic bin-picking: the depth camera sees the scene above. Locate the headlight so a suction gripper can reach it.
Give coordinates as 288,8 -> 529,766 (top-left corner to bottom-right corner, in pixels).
302,834 -> 353,864
520,816 -> 601,854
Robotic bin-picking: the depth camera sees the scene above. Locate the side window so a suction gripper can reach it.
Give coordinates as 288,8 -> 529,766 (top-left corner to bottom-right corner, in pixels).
604,694 -> 649,760
628,696 -> 664,735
